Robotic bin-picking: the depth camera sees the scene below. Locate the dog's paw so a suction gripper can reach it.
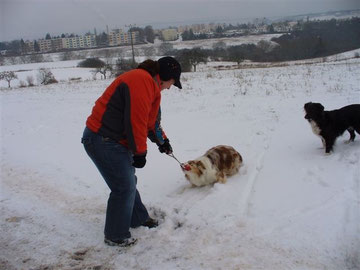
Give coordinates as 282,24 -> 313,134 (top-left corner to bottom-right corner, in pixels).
216,172 -> 227,183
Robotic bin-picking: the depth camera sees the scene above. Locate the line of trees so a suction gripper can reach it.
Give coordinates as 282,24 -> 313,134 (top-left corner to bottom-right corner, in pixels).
0,68 -> 59,88
173,17 -> 360,70
267,17 -> 360,61
181,22 -> 271,41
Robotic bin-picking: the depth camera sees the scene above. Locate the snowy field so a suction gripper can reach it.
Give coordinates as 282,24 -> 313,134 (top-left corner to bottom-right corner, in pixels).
1,50 -> 360,270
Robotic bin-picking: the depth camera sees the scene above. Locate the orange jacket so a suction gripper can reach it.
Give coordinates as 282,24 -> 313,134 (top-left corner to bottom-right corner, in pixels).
86,69 -> 163,155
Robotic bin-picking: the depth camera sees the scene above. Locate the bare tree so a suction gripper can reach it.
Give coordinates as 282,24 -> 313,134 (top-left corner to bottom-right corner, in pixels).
113,58 -> 136,76
28,54 -> 45,63
227,47 -> 245,67
213,41 -> 227,50
115,48 -> 124,59
37,68 -> 58,85
144,25 -> 155,43
143,47 -> 156,58
8,57 -> 18,65
19,56 -> 28,64
92,64 -> 113,80
0,71 -> 18,88
257,40 -> 276,53
158,42 -> 174,55
99,49 -> 116,59
78,51 -> 89,59
61,51 -> 75,61
178,48 -> 207,72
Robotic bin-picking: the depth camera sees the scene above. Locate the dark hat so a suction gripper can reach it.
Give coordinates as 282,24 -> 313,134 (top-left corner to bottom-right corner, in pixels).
158,56 -> 182,89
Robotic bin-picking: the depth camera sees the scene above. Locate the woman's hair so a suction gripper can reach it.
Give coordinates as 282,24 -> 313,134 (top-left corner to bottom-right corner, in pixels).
137,60 -> 160,77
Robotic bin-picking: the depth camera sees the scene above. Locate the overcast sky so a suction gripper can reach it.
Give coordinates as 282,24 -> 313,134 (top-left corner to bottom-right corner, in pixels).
1,0 -> 359,42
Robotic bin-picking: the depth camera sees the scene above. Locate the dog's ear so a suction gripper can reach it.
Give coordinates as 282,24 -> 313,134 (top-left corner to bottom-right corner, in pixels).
304,102 -> 312,110
316,103 -> 324,112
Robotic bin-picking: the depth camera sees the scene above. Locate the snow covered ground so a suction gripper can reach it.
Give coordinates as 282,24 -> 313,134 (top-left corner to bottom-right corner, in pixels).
1,51 -> 360,269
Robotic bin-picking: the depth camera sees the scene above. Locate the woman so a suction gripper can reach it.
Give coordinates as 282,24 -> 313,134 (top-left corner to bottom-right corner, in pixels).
81,56 -> 182,247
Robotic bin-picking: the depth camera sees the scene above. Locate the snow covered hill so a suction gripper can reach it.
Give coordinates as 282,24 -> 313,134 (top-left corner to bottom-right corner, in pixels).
1,54 -> 360,269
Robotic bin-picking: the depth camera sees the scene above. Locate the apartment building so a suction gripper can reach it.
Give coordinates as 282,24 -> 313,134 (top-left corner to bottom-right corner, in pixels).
108,29 -> 139,46
35,34 -> 96,53
84,34 -> 97,47
62,35 -> 96,49
38,39 -> 53,52
52,38 -> 64,51
37,38 -> 63,52
24,40 -> 35,54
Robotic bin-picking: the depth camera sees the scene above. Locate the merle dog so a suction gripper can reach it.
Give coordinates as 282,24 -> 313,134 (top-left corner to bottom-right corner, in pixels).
181,145 -> 243,187
304,102 -> 360,154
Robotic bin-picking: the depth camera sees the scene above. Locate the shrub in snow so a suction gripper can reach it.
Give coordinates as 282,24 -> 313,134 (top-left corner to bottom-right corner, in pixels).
26,76 -> 35,87
78,58 -> 105,68
69,77 -> 82,81
19,80 -> 27,88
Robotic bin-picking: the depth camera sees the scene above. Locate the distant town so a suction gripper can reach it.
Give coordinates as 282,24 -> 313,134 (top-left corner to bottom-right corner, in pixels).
1,21 -> 291,56
1,8 -> 359,56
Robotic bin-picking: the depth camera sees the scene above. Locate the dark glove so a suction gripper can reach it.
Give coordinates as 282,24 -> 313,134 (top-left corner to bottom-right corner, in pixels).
158,139 -> 173,154
132,154 -> 146,168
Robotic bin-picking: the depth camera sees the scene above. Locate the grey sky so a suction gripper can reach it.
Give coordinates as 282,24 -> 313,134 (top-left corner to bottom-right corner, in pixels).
1,0 -> 359,42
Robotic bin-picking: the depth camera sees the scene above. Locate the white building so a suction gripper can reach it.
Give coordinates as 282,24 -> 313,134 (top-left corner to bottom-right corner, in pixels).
161,29 -> 178,41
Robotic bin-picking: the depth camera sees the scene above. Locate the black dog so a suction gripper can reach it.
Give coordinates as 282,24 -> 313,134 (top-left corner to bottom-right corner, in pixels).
304,102 -> 360,154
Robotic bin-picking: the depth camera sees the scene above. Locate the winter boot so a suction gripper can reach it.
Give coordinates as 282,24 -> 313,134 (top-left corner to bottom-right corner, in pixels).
104,237 -> 137,247
141,217 -> 159,228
